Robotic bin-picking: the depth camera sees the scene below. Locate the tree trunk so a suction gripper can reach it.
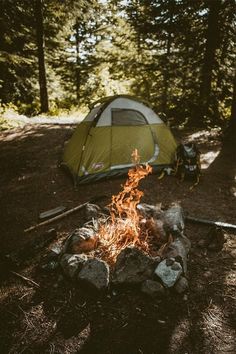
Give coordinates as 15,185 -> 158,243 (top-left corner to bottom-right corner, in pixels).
75,20 -> 80,102
35,0 -> 49,113
162,28 -> 172,114
225,70 -> 236,147
199,0 -> 221,122
162,2 -> 173,115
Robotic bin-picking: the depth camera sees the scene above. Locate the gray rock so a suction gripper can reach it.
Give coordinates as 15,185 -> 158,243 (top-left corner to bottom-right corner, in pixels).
77,258 -> 110,291
166,257 -> 175,266
151,255 -> 162,264
163,204 -> 185,234
171,262 -> 182,271
164,236 -> 191,274
174,276 -> 189,294
155,259 -> 182,288
60,253 -> 88,278
112,247 -> 155,285
137,203 -> 185,236
141,280 -> 165,298
137,203 -> 163,219
85,203 -> 101,220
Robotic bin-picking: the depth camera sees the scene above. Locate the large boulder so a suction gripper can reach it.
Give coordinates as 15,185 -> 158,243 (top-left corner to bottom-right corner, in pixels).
112,247 -> 156,285
77,258 -> 110,291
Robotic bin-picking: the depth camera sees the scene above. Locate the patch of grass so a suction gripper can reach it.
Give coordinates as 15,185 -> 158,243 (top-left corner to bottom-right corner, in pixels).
0,117 -> 16,131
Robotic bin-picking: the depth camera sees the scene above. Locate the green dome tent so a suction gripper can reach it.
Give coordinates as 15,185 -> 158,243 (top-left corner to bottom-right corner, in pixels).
62,95 -> 177,184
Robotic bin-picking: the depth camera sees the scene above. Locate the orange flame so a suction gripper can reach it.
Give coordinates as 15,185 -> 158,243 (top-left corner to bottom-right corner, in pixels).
98,149 -> 152,263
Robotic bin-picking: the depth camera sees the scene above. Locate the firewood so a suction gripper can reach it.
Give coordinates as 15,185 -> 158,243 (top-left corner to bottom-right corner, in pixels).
71,235 -> 99,253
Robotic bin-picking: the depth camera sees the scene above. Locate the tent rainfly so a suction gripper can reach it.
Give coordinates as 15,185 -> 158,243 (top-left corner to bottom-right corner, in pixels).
62,95 -> 177,184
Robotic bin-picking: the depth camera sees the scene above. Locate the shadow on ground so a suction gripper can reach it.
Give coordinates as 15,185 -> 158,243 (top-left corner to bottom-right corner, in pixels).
0,124 -> 235,353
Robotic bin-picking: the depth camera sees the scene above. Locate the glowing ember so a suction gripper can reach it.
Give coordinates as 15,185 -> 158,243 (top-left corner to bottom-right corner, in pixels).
98,149 -> 153,264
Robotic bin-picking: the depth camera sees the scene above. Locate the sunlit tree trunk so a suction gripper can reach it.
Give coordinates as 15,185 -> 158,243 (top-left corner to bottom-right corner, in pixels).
35,0 -> 49,113
75,20 -> 81,102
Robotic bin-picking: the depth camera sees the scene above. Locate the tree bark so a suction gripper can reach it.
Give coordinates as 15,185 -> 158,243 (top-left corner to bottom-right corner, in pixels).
162,27 -> 172,114
162,1 -> 173,115
226,69 -> 236,147
75,20 -> 81,102
199,0 -> 221,122
35,0 -> 49,113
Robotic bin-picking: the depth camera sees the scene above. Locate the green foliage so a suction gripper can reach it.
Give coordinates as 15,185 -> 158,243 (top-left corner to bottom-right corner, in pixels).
0,0 -> 235,128
0,103 -> 22,130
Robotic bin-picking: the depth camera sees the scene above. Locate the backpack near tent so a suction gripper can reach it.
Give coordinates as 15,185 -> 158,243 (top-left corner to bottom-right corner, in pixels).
62,95 -> 177,184
174,142 -> 201,186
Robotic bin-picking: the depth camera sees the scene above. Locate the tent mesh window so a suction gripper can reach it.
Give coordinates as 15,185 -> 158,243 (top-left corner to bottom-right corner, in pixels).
111,109 -> 147,126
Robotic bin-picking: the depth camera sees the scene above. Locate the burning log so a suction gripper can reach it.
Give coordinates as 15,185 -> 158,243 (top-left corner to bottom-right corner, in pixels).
62,224 -> 99,254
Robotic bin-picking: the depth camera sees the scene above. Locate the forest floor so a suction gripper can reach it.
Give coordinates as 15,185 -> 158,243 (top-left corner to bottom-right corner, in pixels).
0,124 -> 235,354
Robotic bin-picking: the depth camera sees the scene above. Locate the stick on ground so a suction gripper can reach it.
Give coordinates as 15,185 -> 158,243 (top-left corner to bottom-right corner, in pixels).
11,271 -> 40,288
24,202 -> 88,233
186,215 -> 236,230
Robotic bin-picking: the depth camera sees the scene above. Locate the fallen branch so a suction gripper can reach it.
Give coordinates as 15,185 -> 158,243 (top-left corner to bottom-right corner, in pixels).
24,202 -> 88,233
186,215 -> 236,230
11,271 -> 40,288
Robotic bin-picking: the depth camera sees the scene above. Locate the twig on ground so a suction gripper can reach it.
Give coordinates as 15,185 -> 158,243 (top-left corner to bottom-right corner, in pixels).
11,271 -> 40,288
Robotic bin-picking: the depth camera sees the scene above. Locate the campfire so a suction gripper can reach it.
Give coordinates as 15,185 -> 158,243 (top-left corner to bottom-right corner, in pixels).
59,150 -> 191,294
98,149 -> 153,264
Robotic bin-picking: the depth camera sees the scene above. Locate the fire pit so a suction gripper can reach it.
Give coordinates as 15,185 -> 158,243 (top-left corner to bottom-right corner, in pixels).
59,150 -> 191,297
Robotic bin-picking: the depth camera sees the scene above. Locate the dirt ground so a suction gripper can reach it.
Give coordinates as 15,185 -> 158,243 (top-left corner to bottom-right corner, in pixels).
0,124 -> 235,354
